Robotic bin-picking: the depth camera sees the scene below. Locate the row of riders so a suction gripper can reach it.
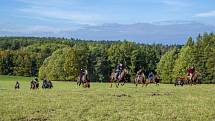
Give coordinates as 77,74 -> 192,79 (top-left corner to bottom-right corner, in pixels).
15,77 -> 53,89
110,63 -> 161,88
109,64 -> 199,87
78,63 -> 161,88
15,64 -> 200,89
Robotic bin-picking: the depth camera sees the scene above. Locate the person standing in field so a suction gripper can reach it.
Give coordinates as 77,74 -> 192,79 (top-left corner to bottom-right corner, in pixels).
15,81 -> 20,89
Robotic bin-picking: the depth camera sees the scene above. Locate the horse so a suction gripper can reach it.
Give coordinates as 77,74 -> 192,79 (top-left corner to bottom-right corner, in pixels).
189,72 -> 201,85
154,74 -> 161,85
135,73 -> 146,87
110,68 -> 129,88
30,80 -> 39,89
145,74 -> 161,86
175,77 -> 185,86
15,81 -> 20,89
77,70 -> 90,88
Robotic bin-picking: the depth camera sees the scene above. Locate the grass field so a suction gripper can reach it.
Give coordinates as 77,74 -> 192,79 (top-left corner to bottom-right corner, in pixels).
0,75 -> 215,121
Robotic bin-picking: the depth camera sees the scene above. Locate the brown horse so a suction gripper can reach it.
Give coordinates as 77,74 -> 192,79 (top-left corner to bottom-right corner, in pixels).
188,71 -> 201,85
191,72 -> 201,85
77,70 -> 90,88
135,73 -> 146,87
145,74 -> 161,86
175,77 -> 187,86
110,68 -> 129,88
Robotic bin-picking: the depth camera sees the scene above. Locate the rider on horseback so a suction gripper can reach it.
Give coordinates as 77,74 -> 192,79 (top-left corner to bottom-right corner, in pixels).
116,63 -> 123,80
80,68 -> 85,82
148,72 -> 154,81
136,68 -> 144,81
187,66 -> 195,80
137,68 -> 144,77
34,77 -> 38,82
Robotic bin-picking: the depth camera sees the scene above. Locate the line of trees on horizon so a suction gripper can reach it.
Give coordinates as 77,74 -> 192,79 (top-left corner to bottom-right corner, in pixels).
0,33 -> 214,83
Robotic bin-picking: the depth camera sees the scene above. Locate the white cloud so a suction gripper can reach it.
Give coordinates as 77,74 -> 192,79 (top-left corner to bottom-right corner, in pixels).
17,0 -> 104,25
161,0 -> 188,7
195,10 -> 215,17
19,7 -> 100,25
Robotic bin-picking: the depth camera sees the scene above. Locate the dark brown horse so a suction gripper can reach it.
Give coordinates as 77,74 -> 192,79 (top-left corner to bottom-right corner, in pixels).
145,74 -> 161,86
135,73 -> 146,87
110,68 -> 129,88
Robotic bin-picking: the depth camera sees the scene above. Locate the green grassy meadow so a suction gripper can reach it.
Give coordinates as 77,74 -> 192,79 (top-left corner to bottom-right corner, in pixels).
0,75 -> 215,121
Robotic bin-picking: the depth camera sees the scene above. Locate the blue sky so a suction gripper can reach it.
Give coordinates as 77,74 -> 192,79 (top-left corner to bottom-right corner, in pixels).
0,0 -> 215,33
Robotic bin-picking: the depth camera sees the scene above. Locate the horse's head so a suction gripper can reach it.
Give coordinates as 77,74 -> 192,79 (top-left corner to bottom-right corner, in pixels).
155,74 -> 160,79
123,68 -> 129,75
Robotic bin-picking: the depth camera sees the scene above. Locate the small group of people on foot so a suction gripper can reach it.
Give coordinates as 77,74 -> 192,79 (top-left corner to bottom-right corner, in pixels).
15,77 -> 53,89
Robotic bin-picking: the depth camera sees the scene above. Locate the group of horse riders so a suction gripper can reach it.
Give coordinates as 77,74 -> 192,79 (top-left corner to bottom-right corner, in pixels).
79,63 -> 158,84
14,64 -> 198,89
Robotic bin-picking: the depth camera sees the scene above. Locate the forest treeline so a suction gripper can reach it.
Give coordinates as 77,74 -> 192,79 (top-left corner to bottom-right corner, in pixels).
0,33 -> 214,83
0,37 -> 175,82
157,33 -> 215,84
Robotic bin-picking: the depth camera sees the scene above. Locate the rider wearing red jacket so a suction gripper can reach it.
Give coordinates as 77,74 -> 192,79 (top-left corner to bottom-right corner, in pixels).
187,66 -> 195,80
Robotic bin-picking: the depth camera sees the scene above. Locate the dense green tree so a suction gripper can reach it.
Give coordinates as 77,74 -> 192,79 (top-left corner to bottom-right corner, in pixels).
156,48 -> 179,83
39,48 -> 68,80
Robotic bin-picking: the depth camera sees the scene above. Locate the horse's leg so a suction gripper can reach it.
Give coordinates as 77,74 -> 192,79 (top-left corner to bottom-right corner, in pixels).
116,80 -> 119,88
110,78 -> 113,88
78,81 -> 81,86
121,80 -> 125,86
116,79 -> 119,87
142,80 -> 144,87
145,80 -> 149,87
77,81 -> 79,87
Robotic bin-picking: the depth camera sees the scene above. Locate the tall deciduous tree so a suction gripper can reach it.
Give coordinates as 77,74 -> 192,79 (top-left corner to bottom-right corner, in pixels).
156,48 -> 179,83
